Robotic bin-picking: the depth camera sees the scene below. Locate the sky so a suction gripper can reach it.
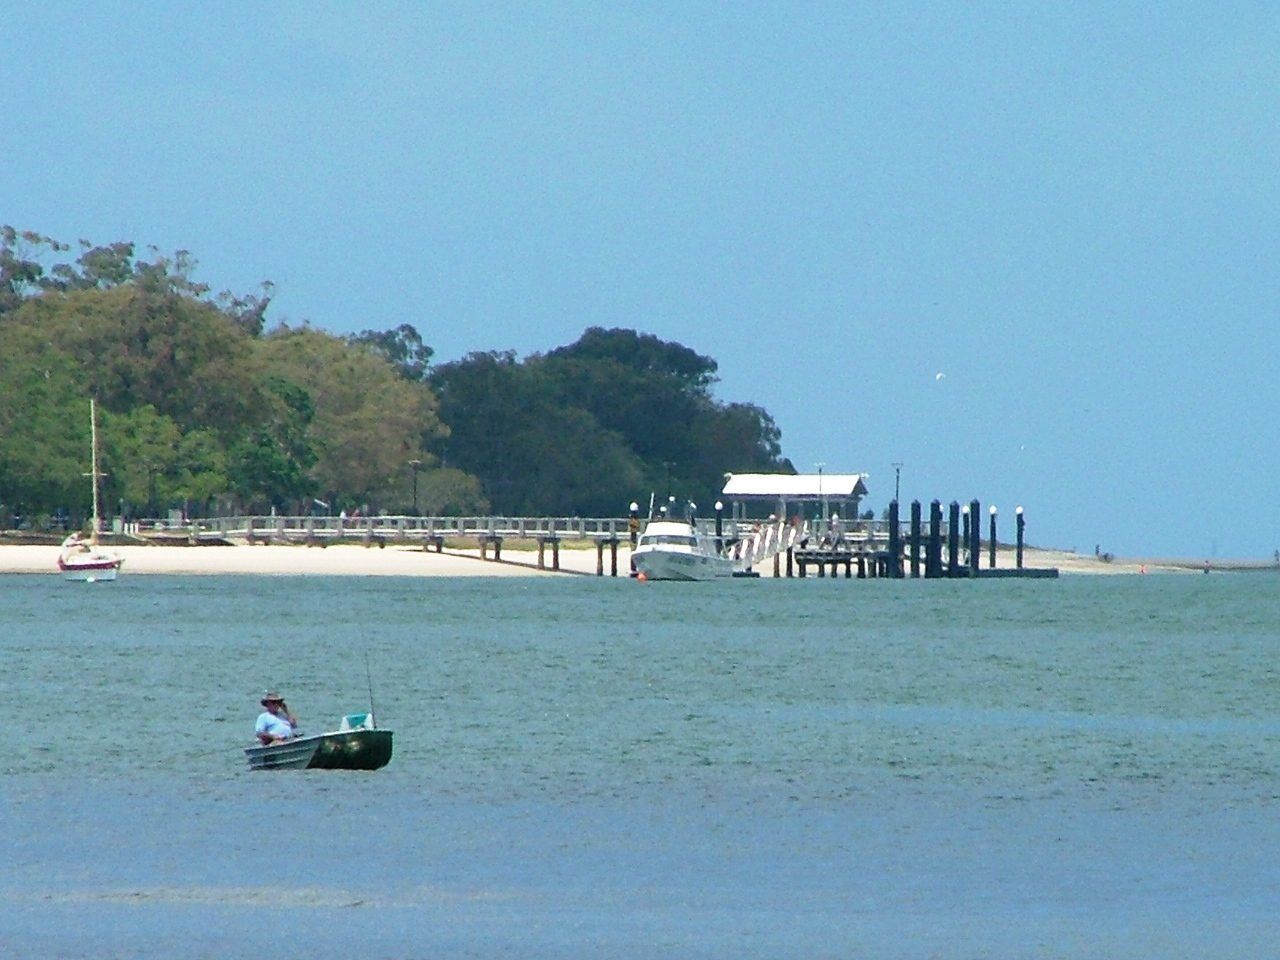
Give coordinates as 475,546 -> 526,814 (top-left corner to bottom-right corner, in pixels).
4,2 -> 1278,558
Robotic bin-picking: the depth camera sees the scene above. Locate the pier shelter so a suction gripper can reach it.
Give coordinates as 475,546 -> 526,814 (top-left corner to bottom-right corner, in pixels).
721,472 -> 869,523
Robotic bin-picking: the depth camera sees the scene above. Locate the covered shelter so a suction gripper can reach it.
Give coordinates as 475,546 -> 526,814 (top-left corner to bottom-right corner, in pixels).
720,472 -> 869,523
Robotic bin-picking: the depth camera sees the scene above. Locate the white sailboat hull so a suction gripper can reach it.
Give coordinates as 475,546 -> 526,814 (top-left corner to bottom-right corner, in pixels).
59,398 -> 123,582
58,549 -> 123,582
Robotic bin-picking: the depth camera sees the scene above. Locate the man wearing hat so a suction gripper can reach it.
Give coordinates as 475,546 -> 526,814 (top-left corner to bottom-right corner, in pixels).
255,691 -> 300,745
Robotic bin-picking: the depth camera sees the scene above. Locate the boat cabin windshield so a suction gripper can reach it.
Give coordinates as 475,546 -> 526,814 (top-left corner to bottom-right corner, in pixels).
639,534 -> 697,547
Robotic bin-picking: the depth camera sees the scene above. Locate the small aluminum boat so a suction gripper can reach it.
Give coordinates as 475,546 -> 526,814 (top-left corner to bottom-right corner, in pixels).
244,713 -> 393,771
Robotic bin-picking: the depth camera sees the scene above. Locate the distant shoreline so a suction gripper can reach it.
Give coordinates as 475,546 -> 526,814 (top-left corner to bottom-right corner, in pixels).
2,539 -> 1275,578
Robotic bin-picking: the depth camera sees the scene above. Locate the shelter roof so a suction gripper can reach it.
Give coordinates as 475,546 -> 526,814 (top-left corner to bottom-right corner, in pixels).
721,473 -> 868,499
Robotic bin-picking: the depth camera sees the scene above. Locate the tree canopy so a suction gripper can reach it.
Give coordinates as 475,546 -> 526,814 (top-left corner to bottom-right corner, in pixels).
0,229 -> 793,527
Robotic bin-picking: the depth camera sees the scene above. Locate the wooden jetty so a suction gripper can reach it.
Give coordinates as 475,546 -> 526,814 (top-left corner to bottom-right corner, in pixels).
123,497 -> 1055,580
789,498 -> 1057,579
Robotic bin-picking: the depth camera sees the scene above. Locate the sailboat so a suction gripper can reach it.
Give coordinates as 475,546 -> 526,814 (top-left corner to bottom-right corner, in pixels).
57,398 -> 124,582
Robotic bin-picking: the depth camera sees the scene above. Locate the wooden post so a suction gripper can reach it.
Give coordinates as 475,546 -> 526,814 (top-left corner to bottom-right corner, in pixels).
773,551 -> 780,577
786,547 -> 794,577
969,499 -> 981,577
989,506 -> 998,568
610,538 -> 618,577
857,555 -> 866,578
493,537 -> 501,562
1016,507 -> 1025,569
537,538 -> 546,569
888,499 -> 903,578
927,500 -> 942,578
910,500 -> 922,578
628,503 -> 639,575
947,501 -> 961,577
552,537 -> 560,571
596,540 -> 604,576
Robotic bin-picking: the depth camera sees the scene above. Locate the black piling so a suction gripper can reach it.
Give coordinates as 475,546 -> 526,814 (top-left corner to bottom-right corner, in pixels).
910,500 -> 922,578
888,499 -> 903,578
1016,507 -> 1025,569
969,499 -> 981,577
927,500 -> 942,578
947,501 -> 961,577
989,507 -> 998,568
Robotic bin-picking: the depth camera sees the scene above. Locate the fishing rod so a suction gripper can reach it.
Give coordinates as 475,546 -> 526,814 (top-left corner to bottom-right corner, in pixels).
364,647 -> 378,730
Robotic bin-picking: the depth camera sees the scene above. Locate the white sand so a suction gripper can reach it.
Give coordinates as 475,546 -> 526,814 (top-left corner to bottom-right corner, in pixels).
0,542 -> 605,577
0,541 -> 1186,577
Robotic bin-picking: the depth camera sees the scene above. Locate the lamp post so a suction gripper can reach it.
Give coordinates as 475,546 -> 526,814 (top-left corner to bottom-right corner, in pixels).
891,462 -> 903,504
815,462 -> 826,521
409,458 -> 423,516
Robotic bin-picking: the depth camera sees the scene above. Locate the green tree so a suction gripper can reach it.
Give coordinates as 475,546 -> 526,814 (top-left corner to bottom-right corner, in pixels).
347,323 -> 433,382
0,324 -> 88,518
102,406 -> 230,517
257,326 -> 449,509
414,467 -> 490,515
430,351 -> 645,515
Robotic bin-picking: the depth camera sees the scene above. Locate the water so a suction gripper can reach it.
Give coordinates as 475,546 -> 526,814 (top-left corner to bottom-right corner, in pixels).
3,573 -> 1278,957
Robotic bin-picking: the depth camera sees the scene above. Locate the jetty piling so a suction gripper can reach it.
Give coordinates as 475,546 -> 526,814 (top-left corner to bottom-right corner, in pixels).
910,500 -> 922,578
1016,506 -> 1025,568
969,499 -> 981,576
947,501 -> 961,577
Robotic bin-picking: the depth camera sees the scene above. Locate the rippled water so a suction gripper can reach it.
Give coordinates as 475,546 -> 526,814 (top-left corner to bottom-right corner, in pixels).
3,573 -> 1278,957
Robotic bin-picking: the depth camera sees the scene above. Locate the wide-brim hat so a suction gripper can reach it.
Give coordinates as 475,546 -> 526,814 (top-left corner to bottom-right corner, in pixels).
261,691 -> 284,706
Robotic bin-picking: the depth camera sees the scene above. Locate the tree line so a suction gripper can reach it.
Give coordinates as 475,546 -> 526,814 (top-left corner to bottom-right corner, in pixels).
0,227 -> 793,527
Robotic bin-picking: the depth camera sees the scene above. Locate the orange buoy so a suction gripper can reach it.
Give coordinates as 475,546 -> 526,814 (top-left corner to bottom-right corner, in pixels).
636,572 -> 647,582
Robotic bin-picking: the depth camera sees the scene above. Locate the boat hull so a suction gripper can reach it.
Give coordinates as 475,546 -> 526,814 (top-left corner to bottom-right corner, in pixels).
244,729 -> 393,771
632,549 -> 734,581
59,556 -> 123,582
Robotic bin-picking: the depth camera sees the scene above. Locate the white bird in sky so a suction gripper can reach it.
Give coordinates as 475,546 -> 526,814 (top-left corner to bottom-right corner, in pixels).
935,372 -> 945,381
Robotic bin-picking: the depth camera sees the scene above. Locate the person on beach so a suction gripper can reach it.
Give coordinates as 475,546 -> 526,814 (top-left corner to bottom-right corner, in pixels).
255,691 -> 299,744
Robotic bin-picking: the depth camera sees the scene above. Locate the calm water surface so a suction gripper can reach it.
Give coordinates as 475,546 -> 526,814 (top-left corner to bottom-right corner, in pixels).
2,573 -> 1278,958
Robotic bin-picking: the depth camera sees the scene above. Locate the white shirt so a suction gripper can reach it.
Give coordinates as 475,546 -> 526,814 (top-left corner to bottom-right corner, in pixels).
255,710 -> 295,740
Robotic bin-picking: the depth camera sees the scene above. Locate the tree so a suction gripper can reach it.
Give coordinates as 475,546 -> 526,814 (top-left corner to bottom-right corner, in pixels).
414,467 -> 489,515
546,326 -> 718,393
347,323 -> 434,382
257,326 -> 449,509
0,324 -> 88,518
430,351 -> 646,515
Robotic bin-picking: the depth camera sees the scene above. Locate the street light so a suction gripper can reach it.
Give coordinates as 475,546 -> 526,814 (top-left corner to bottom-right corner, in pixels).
891,462 -> 903,503
815,462 -> 825,521
409,458 -> 423,516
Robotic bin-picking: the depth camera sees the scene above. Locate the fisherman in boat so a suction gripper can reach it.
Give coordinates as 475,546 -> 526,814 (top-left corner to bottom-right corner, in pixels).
255,691 -> 300,745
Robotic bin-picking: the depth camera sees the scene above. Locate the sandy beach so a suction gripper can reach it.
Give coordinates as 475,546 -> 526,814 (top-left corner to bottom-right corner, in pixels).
0,540 -> 1209,577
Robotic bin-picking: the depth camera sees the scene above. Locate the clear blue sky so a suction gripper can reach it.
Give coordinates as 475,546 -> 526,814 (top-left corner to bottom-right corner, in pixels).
5,3 -> 1277,558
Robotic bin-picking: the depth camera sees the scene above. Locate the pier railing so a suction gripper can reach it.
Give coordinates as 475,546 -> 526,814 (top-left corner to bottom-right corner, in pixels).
127,514 -> 903,545
128,514 -> 640,543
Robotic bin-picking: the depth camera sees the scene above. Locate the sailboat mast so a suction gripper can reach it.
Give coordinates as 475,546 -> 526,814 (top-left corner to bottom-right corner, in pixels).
89,398 -> 102,542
